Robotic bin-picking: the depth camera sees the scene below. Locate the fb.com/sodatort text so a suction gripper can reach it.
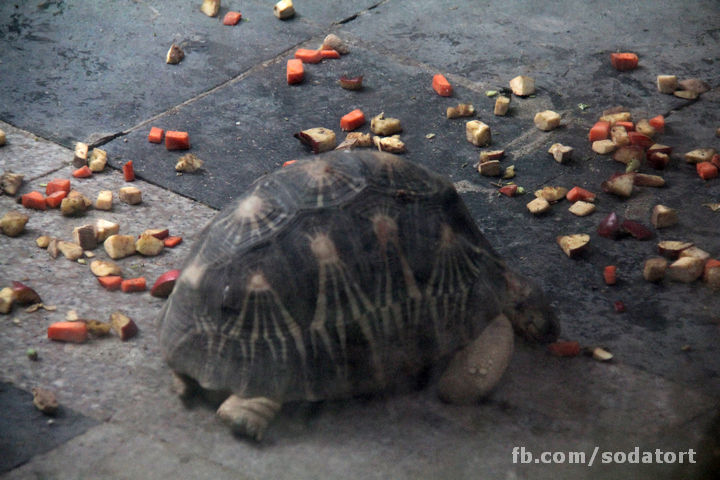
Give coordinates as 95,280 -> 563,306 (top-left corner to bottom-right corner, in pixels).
512,447 -> 696,466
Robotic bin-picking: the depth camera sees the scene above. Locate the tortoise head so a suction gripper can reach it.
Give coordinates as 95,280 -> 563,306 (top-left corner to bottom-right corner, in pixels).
502,270 -> 560,343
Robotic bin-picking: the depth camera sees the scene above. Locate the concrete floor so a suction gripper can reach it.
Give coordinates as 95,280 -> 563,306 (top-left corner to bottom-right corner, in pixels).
1,1 -> 719,478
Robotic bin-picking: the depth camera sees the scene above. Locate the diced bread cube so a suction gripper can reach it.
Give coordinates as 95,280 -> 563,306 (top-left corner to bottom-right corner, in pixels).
534,110 -> 561,131
95,190 -> 113,211
200,0 -> 220,17
466,120 -> 491,147
568,201 -> 595,216
667,257 -> 704,283
651,205 -> 678,228
274,0 -> 295,19
509,75 -> 535,96
657,75 -> 678,94
119,187 -> 142,205
643,257 -> 668,282
592,139 -> 617,154
526,197 -> 550,215
494,96 -> 510,116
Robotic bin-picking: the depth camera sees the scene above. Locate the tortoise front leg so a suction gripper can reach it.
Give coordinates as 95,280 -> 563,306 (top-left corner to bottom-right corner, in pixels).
216,395 -> 282,441
437,314 -> 514,405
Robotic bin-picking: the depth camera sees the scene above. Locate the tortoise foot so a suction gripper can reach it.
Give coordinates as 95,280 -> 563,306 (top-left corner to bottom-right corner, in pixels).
216,395 -> 281,441
171,372 -> 199,399
438,314 -> 514,405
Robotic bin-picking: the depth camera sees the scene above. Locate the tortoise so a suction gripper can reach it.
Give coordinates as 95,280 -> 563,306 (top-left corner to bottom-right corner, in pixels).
157,150 -> 560,440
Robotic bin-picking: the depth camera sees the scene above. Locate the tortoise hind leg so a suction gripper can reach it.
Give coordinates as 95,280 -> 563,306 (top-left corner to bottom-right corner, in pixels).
437,314 -> 514,405
217,395 -> 282,441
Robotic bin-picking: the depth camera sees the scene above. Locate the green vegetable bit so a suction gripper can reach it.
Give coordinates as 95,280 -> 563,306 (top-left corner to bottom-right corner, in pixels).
27,348 -> 38,361
486,90 -> 498,97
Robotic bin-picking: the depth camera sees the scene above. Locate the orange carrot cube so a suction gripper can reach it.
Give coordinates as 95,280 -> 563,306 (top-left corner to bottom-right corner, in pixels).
45,178 -> 71,196
610,53 -> 639,71
340,109 -> 366,132
148,127 -> 165,143
22,191 -> 47,210
294,49 -> 323,64
165,131 -> 190,150
432,74 -> 453,97
223,11 -> 242,25
287,59 -> 304,85
588,121 -> 611,142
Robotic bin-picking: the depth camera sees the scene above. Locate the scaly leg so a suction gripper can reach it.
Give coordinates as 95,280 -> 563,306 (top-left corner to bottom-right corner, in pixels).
437,314 -> 514,405
216,395 -> 282,441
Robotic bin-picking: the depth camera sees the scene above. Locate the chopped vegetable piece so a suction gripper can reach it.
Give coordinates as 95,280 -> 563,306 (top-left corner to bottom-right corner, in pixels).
648,115 -> 665,133
498,185 -> 518,197
223,11 -> 242,25
627,132 -> 654,149
148,127 -> 164,143
597,212 -> 624,240
287,59 -> 304,85
340,109 -> 366,132
166,44 -> 185,65
165,131 -> 190,150
620,220 -> 653,240
121,277 -> 146,293
509,75 -> 535,96
319,50 -> 340,59
44,191 -> 67,208
566,186 -> 595,203
711,154 -> 720,169
151,269 -> 181,297
46,179 -> 71,196
48,321 -> 88,343
200,0 -> 220,17
697,162 -> 719,180
534,111 -> 561,131
548,341 -> 580,357
614,301 -> 625,313
657,75 -> 678,94
610,53 -> 639,71
295,49 -> 323,64
604,266 -> 617,285
339,75 -> 362,90
110,311 -> 138,340
615,121 -> 635,132
71,166 -> 92,178
98,276 -> 123,291
123,161 -> 135,182
274,0 -> 295,19
283,160 -> 297,167
588,121 -> 611,142
22,191 -> 46,210
164,236 -> 183,248
432,74 -> 453,97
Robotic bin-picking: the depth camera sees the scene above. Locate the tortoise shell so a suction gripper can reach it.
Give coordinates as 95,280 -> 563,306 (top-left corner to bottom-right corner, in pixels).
157,151 -> 511,402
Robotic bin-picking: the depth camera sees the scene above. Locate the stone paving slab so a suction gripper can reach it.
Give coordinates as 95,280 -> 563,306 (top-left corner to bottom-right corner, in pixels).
0,382 -> 99,474
0,0 -> 334,147
2,423 -> 249,480
339,0 -> 720,110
